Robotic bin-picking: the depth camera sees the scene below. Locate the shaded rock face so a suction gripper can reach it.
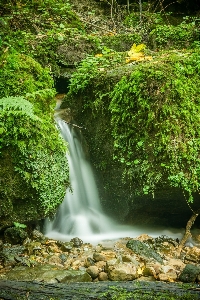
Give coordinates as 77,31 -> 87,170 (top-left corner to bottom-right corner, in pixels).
4,227 -> 28,245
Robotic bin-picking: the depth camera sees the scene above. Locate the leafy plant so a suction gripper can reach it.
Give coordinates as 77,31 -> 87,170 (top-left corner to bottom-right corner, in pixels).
0,96 -> 69,217
13,222 -> 27,229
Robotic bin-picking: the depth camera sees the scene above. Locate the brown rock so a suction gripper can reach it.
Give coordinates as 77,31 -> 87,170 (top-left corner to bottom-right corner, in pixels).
86,266 -> 99,279
98,271 -> 108,281
48,255 -> 62,266
108,262 -> 138,281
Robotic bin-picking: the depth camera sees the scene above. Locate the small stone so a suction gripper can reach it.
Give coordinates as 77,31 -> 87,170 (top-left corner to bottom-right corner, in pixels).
86,266 -> 99,279
108,262 -> 138,281
98,271 -> 108,281
95,260 -> 106,271
48,255 -> 62,266
60,242 -> 74,252
93,252 -> 106,262
32,230 -> 46,242
70,237 -> 83,248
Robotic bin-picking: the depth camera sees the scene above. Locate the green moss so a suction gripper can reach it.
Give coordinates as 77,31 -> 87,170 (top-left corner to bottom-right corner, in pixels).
63,46 -> 200,206
149,19 -> 199,50
0,96 -> 69,228
0,51 -> 54,98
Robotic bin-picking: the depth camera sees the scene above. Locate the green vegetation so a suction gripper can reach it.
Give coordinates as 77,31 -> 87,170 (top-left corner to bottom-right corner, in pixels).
1,0 -> 200,231
99,286 -> 199,300
0,96 -> 69,227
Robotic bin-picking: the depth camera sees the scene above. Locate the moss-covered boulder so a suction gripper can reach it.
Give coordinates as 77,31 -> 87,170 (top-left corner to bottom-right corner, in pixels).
0,96 -> 69,229
61,45 -> 200,226
0,51 -> 69,229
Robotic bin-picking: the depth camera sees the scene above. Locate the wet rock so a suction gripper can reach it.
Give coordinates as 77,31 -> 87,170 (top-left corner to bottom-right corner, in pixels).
31,230 -> 46,242
48,255 -> 63,267
158,265 -> 178,282
5,264 -> 92,283
1,245 -> 25,267
98,271 -> 108,281
93,251 -> 116,262
184,247 -> 200,264
59,242 -> 74,252
179,264 -> 200,283
84,257 -> 95,267
4,227 -> 28,245
143,262 -> 161,279
167,258 -> 185,272
126,240 -> 163,264
86,266 -> 99,279
71,259 -> 85,270
95,260 -> 106,272
59,253 -> 68,264
137,234 -> 154,243
153,235 -> 178,255
107,262 -> 139,281
93,252 -> 106,262
70,237 -> 83,247
25,241 -> 42,255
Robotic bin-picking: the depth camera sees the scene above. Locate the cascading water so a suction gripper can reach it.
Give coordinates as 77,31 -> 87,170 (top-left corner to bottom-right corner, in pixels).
44,118 -> 183,244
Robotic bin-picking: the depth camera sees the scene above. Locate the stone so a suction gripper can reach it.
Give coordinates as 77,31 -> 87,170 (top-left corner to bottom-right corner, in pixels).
93,252 -> 106,262
126,240 -> 163,264
5,264 -> 92,283
107,262 -> 138,281
4,227 -> 28,245
167,258 -> 185,272
184,247 -> 200,264
179,264 -> 200,283
31,230 -> 46,242
95,261 -> 106,271
86,266 -> 99,279
48,255 -> 63,266
137,234 -> 154,243
98,271 -> 108,281
70,237 -> 83,248
142,263 -> 161,279
1,245 -> 25,267
84,257 -> 95,267
137,276 -> 156,281
60,242 -> 74,252
158,266 -> 177,282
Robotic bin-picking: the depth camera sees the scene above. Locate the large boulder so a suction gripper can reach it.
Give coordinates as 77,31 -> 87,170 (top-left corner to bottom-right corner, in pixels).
179,264 -> 200,283
5,264 -> 92,283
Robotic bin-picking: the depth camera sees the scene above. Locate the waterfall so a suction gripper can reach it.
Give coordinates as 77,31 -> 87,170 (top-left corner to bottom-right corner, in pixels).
44,119 -> 183,244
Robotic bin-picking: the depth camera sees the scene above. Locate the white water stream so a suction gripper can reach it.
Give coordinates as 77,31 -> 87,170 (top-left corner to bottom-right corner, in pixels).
44,119 -> 183,244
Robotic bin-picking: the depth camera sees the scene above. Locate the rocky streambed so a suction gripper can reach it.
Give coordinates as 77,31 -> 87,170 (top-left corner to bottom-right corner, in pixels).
0,229 -> 200,299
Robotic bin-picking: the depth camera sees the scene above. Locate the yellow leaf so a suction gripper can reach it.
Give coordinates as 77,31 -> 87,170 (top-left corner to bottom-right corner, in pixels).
137,266 -> 145,275
128,43 -> 146,56
95,54 -> 103,57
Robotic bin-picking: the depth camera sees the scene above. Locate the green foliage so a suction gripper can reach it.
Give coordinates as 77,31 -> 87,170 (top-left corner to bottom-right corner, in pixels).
0,96 -> 69,215
149,18 -> 199,50
99,286 -> 198,300
68,48 -> 126,95
13,222 -> 27,229
0,0 -> 83,71
101,33 -> 142,52
0,51 -> 54,98
109,49 -> 200,199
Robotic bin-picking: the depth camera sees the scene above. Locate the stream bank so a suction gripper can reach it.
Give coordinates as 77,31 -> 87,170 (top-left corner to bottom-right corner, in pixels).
1,280 -> 200,300
0,229 -> 200,299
